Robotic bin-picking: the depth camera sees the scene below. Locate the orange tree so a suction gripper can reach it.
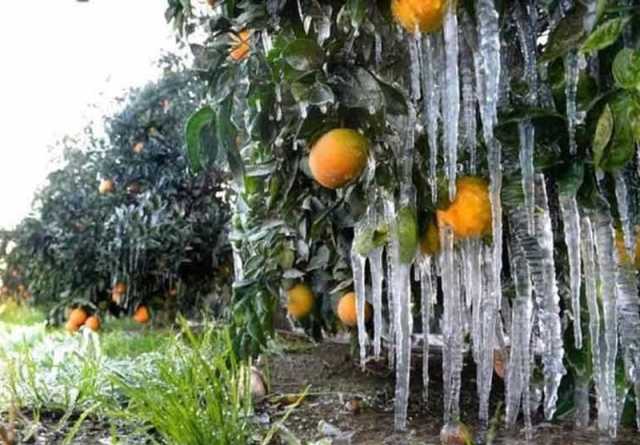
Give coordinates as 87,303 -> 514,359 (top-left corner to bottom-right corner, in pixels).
165,0 -> 640,427
0,55 -> 231,322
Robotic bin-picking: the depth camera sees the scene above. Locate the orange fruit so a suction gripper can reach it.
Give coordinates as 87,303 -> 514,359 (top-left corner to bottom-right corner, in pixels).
68,307 -> 88,326
391,0 -> 447,33
337,291 -> 372,327
229,30 -> 250,62
420,221 -> 440,256
99,179 -> 114,194
286,283 -> 314,319
440,421 -> 473,445
132,142 -> 144,154
85,315 -> 101,332
309,129 -> 369,189
114,282 -> 127,295
436,176 -> 492,239
66,320 -> 80,333
133,305 -> 150,324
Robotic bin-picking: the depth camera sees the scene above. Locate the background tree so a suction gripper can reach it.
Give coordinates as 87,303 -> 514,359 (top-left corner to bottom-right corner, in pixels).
0,54 -> 232,322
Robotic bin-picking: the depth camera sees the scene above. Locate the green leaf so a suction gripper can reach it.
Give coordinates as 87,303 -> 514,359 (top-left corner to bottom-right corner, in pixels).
353,224 -> 389,256
185,106 -> 216,172
612,48 -> 640,91
540,4 -> 587,62
557,162 -> 584,196
397,207 -> 417,264
284,39 -> 324,72
600,95 -> 637,172
593,104 -> 613,169
580,16 -> 631,54
345,0 -> 366,28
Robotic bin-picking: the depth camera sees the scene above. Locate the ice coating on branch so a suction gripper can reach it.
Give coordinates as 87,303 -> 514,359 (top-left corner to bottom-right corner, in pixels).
592,209 -> 619,437
475,0 -> 503,314
442,2 -> 460,201
559,193 -> 582,349
421,34 -> 442,203
565,50 -> 580,155
506,210 -> 534,434
440,225 -> 464,423
614,172 -> 636,263
350,231 -> 368,369
369,246 -> 384,358
419,256 -> 435,402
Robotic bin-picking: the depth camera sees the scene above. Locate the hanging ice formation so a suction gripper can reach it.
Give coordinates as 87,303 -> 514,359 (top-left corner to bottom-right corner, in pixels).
339,0 -> 638,438
350,221 -> 369,370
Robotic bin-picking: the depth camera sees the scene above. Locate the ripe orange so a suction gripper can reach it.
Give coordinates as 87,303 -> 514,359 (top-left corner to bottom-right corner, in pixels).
391,0 -> 447,34
133,305 -> 151,324
85,315 -> 101,332
420,221 -> 440,256
114,282 -> 127,295
229,30 -> 250,62
436,177 -> 492,239
337,291 -> 372,327
309,129 -> 369,189
68,307 -> 88,326
286,283 -> 314,319
132,142 -> 144,154
99,179 -> 114,194
66,320 -> 80,333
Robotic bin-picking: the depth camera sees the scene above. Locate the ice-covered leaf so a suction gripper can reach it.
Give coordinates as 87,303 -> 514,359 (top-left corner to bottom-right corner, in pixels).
599,96 -> 637,172
291,81 -> 335,106
612,48 -> 640,91
557,161 -> 584,196
353,224 -> 389,256
330,67 -> 384,112
581,17 -> 631,54
284,39 -> 325,72
396,206 -> 417,264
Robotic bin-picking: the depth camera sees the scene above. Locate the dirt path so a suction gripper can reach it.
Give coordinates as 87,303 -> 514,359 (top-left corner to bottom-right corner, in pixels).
263,339 -> 637,445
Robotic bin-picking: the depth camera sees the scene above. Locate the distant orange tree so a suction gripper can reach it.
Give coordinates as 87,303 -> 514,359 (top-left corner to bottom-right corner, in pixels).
0,55 -> 231,323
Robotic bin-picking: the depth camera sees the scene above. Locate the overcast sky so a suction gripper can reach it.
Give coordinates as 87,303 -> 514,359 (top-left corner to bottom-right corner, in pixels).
0,1 -> 175,229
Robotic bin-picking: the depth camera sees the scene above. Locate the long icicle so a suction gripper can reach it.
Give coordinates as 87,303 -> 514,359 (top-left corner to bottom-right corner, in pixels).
592,208 -> 619,437
350,223 -> 369,370
442,0 -> 460,200
422,33 -> 442,203
559,192 -> 582,349
505,209 -> 534,436
419,255 -> 435,402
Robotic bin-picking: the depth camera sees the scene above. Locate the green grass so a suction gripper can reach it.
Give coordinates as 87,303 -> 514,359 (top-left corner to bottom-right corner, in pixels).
0,300 -> 46,326
0,313 -> 254,445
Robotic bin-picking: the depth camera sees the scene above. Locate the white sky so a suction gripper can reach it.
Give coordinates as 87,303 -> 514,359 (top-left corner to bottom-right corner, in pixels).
0,1 -> 175,229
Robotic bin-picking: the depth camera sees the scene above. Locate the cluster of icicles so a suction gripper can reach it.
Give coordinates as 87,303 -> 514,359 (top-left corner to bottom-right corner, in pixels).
349,0 -> 640,438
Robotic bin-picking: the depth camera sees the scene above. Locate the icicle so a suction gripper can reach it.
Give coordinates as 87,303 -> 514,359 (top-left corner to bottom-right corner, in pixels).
558,193 -> 582,349
574,378 -> 591,428
515,175 -> 566,419
442,1 -> 460,201
385,239 -> 395,369
350,236 -> 369,370
421,34 -> 442,203
565,50 -> 579,155
519,124 -> 536,234
477,244 -> 498,427
505,212 -> 534,435
419,256 -> 435,402
408,34 -> 422,103
459,39 -> 476,174
475,0 -> 503,316
369,246 -> 384,359
440,225 -> 464,423
581,217 -> 606,429
592,209 -> 619,437
614,172 -> 636,263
